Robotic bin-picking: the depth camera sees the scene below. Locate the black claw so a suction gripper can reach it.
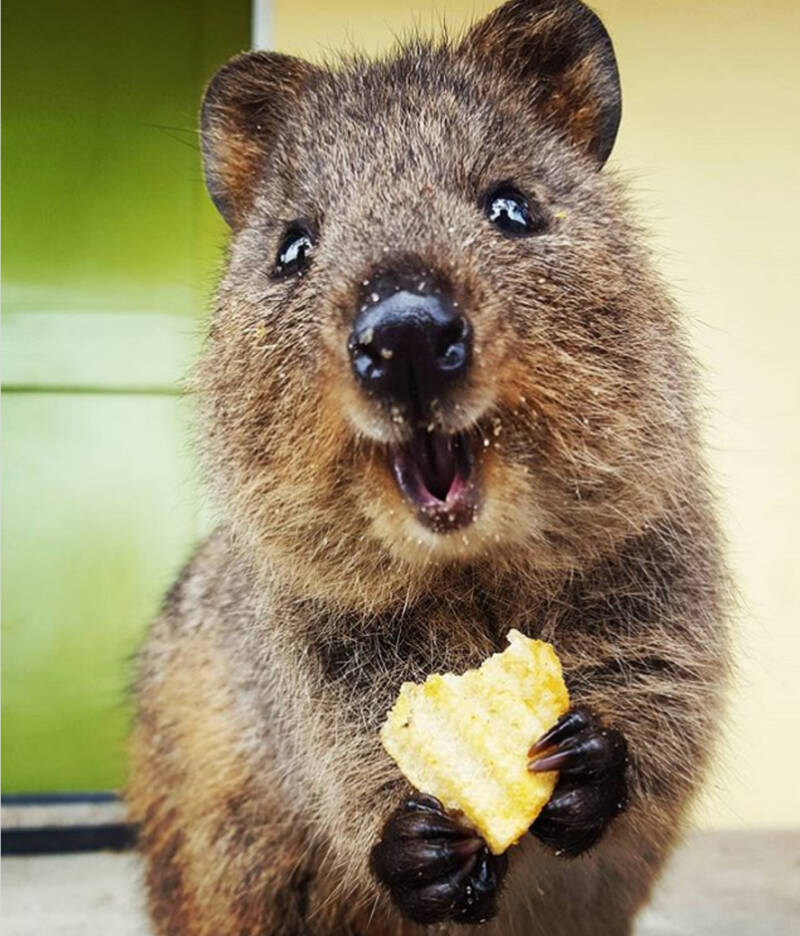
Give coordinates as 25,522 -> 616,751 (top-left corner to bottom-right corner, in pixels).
388,807 -> 474,842
530,727 -> 626,778
374,835 -> 482,887
529,707 -> 596,756
372,797 -> 507,925
397,875 -> 470,925
453,847 -> 508,924
406,793 -> 446,813
529,707 -> 628,858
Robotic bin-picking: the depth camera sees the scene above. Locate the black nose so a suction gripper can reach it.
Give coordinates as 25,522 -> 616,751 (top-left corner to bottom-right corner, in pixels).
348,286 -> 472,414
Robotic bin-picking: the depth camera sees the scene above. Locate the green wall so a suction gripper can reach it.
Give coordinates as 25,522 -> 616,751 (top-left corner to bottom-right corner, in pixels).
1,0 -> 250,792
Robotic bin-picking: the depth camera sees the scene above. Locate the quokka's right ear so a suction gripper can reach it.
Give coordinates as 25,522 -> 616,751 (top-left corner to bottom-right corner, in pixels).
201,51 -> 320,229
461,0 -> 621,167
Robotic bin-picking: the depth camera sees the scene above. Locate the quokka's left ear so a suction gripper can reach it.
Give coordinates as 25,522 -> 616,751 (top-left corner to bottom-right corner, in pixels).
460,0 -> 621,167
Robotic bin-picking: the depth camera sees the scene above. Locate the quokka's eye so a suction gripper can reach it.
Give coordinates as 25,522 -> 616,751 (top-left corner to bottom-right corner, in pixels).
273,220 -> 315,277
483,184 -> 548,237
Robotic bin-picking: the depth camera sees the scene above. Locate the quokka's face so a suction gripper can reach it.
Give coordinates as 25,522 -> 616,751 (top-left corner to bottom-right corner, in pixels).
199,1 -> 694,600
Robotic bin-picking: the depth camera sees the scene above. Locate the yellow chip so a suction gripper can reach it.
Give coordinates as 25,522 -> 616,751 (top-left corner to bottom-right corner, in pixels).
380,630 -> 569,854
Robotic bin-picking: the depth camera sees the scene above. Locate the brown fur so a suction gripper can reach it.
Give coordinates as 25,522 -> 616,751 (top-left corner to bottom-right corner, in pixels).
129,2 -> 731,933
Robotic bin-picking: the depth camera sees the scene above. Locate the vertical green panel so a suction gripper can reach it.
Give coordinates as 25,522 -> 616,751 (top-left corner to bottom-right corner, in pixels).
1,0 -> 250,792
1,394 -> 209,792
1,0 -> 249,318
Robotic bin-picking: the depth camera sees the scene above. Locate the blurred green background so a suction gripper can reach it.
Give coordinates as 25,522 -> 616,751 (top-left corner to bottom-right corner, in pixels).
1,0 -> 250,791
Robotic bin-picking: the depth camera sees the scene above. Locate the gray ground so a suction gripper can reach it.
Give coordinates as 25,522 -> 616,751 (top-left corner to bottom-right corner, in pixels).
2,829 -> 798,935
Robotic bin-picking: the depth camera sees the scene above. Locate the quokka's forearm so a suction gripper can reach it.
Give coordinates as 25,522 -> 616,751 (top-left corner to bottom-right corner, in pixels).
567,662 -> 727,839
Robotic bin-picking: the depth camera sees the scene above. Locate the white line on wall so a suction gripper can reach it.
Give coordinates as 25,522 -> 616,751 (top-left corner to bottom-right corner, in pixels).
252,0 -> 273,50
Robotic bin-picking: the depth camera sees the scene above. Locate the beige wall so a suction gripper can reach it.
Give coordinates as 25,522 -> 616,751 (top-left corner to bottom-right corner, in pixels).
273,0 -> 800,829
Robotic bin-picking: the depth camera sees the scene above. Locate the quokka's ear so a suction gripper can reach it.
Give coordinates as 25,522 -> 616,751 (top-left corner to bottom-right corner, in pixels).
201,51 -> 320,228
461,0 -> 621,166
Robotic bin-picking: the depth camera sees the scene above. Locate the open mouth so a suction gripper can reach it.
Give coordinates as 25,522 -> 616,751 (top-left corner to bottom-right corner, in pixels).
390,428 -> 478,532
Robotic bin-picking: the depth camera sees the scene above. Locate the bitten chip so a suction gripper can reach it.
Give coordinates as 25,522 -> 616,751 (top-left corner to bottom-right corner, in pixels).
380,630 -> 569,854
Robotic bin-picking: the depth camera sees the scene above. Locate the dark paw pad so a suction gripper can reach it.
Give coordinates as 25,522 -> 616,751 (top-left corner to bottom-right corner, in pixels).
528,707 -> 628,857
371,794 -> 507,925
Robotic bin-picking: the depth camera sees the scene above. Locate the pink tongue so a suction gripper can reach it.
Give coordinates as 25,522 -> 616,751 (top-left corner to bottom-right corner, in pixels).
414,431 -> 456,501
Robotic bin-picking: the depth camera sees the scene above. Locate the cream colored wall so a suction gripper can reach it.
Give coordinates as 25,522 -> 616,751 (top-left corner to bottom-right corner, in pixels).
273,0 -> 800,829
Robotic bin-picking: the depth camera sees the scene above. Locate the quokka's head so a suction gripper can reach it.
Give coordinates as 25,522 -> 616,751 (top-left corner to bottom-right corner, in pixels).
197,0 -> 700,609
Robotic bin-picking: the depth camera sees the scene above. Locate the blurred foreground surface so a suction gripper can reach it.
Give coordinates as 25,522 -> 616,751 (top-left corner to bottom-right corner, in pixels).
2,829 -> 798,935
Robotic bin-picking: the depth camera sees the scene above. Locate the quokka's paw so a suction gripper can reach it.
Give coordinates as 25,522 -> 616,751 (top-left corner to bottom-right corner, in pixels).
371,794 -> 507,926
528,707 -> 628,858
